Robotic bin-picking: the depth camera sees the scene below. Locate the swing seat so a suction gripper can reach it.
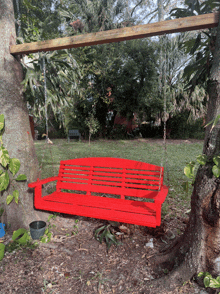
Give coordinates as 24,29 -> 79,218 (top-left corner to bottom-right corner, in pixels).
28,157 -> 168,227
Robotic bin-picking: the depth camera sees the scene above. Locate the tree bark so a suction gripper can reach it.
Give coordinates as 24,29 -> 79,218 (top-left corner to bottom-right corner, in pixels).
0,0 -> 48,230
145,10 -> 220,293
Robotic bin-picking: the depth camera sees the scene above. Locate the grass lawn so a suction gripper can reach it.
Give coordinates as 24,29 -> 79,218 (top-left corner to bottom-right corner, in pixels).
34,138 -> 203,221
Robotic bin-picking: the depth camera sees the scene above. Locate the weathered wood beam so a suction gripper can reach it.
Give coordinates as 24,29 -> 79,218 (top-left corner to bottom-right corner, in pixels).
10,12 -> 219,55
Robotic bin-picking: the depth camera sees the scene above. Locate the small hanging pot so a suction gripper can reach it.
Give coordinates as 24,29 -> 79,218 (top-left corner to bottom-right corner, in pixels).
29,221 -> 46,240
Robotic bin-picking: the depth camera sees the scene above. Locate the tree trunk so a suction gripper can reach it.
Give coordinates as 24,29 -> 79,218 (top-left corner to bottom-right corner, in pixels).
145,11 -> 220,293
0,0 -> 48,230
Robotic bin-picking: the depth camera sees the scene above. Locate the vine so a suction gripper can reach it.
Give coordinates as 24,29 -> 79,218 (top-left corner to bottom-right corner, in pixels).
0,114 -> 27,205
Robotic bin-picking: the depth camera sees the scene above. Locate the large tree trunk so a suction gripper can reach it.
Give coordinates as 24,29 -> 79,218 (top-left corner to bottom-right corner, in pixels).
145,11 -> 220,293
0,0 -> 48,230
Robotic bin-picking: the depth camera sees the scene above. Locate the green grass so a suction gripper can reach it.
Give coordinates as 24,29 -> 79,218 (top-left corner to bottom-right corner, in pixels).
35,138 -> 203,218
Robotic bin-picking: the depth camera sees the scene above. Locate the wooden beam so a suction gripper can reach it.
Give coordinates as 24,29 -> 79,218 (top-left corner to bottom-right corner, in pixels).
10,12 -> 219,55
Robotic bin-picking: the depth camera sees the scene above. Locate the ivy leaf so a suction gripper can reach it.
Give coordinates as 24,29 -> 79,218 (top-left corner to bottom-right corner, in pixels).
209,278 -> 220,289
198,272 -> 205,278
9,158 -> 20,176
0,243 -> 5,261
0,172 -> 9,192
47,232 -> 52,241
184,162 -> 195,179
0,115 -> 4,132
41,237 -> 47,243
6,194 -> 14,205
196,154 -> 207,166
15,174 -> 27,181
0,146 -> 10,167
212,165 -> 220,178
12,228 -> 28,244
13,190 -> 19,204
213,156 -> 220,168
204,276 -> 211,288
216,276 -> 220,283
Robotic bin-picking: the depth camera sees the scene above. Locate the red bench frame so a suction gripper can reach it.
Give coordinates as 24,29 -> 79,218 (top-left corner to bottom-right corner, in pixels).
28,157 -> 168,227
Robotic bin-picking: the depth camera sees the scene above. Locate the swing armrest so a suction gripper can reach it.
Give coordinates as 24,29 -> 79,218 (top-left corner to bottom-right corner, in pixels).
28,176 -> 59,188
154,185 -> 169,204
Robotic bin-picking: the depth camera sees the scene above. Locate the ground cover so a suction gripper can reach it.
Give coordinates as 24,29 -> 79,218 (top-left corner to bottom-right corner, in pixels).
0,138 -> 208,293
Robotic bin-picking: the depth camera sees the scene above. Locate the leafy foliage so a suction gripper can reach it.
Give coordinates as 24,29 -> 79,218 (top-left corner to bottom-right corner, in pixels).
183,152 -> 220,194
94,224 -> 121,252
170,0 -> 220,93
0,115 -> 27,205
212,156 -> 220,178
198,271 -> 220,289
0,243 -> 5,261
12,228 -> 29,245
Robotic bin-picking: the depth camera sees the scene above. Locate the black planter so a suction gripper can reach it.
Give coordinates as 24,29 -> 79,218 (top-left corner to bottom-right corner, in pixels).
29,221 -> 46,240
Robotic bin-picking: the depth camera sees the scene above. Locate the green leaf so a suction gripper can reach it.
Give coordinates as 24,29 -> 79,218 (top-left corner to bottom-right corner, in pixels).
212,165 -> 220,178
47,215 -> 54,222
204,276 -> 211,288
182,181 -> 189,193
0,243 -> 5,261
47,232 -> 52,241
13,190 -> 19,204
99,231 -> 105,244
12,228 -> 28,243
106,232 -> 118,244
94,225 -> 106,240
0,172 -> 10,192
0,146 -> 9,167
9,158 -> 20,176
0,115 -> 4,132
15,174 -> 27,181
198,272 -> 205,277
197,154 -> 207,166
204,272 -> 212,278
209,278 -> 220,288
210,114 -> 220,132
41,237 -> 47,243
6,195 -> 14,205
184,163 -> 195,179
213,156 -> 220,167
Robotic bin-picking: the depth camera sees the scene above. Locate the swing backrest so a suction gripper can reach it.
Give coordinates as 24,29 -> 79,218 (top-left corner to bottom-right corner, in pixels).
56,157 -> 164,200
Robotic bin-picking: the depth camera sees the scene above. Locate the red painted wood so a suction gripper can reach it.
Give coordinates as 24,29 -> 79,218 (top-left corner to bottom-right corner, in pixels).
28,157 -> 168,227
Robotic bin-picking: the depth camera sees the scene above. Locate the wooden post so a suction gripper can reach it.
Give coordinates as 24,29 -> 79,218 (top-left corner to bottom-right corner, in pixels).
10,12 -> 219,55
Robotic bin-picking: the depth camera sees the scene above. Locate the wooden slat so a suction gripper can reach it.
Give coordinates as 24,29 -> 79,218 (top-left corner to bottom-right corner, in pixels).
56,181 -> 159,196
35,199 -> 157,227
10,13 -> 219,55
44,192 -> 157,215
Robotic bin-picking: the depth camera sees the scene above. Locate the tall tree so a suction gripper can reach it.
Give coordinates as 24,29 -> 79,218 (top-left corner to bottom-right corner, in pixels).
0,0 -> 47,230
144,7 -> 220,294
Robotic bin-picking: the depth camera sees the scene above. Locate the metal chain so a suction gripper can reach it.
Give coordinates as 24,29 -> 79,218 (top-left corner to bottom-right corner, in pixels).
163,36 -> 170,185
159,35 -> 169,189
43,55 -> 49,140
42,54 -> 56,177
15,0 -> 21,37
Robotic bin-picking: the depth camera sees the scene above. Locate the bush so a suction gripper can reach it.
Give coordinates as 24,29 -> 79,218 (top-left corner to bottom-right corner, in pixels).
140,124 -> 161,138
109,125 -> 127,139
167,111 -> 205,139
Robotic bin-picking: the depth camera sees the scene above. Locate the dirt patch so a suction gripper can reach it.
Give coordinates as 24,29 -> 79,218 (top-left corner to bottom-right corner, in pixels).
0,212 -> 207,294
